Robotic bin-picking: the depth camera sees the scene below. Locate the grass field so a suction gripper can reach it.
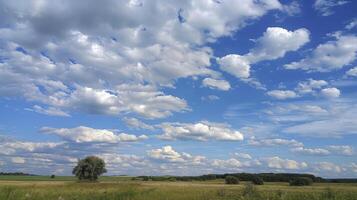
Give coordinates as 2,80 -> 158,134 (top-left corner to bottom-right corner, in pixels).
0,176 -> 357,200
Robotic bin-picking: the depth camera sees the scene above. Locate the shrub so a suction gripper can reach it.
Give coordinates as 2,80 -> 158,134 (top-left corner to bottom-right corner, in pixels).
289,177 -> 313,186
50,174 -> 55,179
243,183 -> 261,199
225,176 -> 239,184
251,175 -> 264,185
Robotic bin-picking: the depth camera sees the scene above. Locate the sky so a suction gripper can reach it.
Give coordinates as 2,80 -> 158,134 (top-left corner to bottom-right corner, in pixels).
0,0 -> 357,178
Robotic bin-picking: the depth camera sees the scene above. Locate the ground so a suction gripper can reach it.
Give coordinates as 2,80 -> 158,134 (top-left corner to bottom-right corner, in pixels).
0,176 -> 357,200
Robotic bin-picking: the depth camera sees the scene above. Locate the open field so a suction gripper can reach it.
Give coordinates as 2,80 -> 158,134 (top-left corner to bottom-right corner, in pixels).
0,177 -> 357,200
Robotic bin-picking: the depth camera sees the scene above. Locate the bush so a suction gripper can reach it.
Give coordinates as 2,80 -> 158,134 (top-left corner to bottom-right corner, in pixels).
225,176 -> 239,184
289,177 -> 313,186
251,175 -> 264,185
243,183 -> 261,199
50,174 -> 55,179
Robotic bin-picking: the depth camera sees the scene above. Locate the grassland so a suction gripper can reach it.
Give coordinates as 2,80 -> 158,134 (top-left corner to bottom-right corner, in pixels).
0,176 -> 357,200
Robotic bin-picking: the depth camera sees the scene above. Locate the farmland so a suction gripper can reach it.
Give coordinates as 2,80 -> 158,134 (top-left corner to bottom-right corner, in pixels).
1,176 -> 357,200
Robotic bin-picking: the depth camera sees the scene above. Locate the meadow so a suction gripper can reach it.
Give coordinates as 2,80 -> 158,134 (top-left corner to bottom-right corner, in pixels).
0,176 -> 357,200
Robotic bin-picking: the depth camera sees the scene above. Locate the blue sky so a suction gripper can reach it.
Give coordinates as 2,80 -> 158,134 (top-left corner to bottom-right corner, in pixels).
0,0 -> 357,178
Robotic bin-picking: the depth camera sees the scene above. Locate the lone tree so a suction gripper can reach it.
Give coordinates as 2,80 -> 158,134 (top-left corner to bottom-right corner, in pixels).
72,156 -> 107,181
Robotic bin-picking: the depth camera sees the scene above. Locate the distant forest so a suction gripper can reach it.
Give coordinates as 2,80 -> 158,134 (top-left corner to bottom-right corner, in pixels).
1,172 -> 356,183
137,173 -> 357,183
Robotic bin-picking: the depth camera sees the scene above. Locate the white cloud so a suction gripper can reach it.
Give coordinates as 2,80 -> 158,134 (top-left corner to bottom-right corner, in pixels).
328,145 -> 354,156
267,90 -> 298,100
295,79 -> 328,94
26,105 -> 70,117
123,117 -> 154,130
346,19 -> 357,30
41,126 -> 147,143
313,162 -> 342,173
291,146 -> 330,156
234,153 -> 252,160
320,87 -> 341,98
202,78 -> 231,91
0,0 -> 284,119
346,66 -> 357,76
248,137 -> 303,147
158,121 -> 244,141
285,35 -> 357,72
314,0 -> 349,16
262,156 -> 307,170
218,27 -> 309,80
147,146 -> 205,165
218,54 -> 251,79
11,157 -> 26,164
245,27 -> 310,63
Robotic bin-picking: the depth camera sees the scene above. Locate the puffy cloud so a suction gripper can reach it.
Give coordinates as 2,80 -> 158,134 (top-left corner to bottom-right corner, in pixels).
202,78 -> 231,91
123,117 -> 154,130
0,0 -> 285,119
11,157 -> 26,164
313,162 -> 342,173
218,27 -> 309,79
295,79 -> 328,94
158,121 -> 244,141
41,126 -> 147,143
291,147 -> 330,156
234,153 -> 252,160
314,0 -> 349,16
346,66 -> 357,76
245,27 -> 310,63
267,90 -> 298,100
320,87 -> 341,98
147,146 -> 205,165
218,54 -> 251,79
248,137 -> 303,147
262,156 -> 307,170
285,35 -> 357,72
328,145 -> 354,156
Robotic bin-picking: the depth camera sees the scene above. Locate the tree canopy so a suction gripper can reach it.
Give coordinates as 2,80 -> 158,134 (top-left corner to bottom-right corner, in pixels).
72,156 -> 107,181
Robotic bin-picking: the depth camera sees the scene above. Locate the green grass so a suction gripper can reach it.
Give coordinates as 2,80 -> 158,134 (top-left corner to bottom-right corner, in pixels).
0,177 -> 356,200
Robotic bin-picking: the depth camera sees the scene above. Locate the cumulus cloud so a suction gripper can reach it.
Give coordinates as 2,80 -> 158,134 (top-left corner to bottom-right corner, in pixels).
267,90 -> 298,100
320,87 -> 341,98
0,0 -> 284,118
218,54 -> 251,79
291,146 -> 330,156
248,137 -> 303,147
285,35 -> 357,72
314,0 -> 349,16
11,157 -> 26,164
123,117 -> 154,130
313,162 -> 342,173
218,27 -> 309,79
262,156 -> 307,170
234,153 -> 252,160
147,146 -> 205,165
41,126 -> 147,143
295,79 -> 328,94
158,121 -> 244,141
202,78 -> 231,91
328,145 -> 354,156
346,66 -> 357,76
245,27 -> 310,63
